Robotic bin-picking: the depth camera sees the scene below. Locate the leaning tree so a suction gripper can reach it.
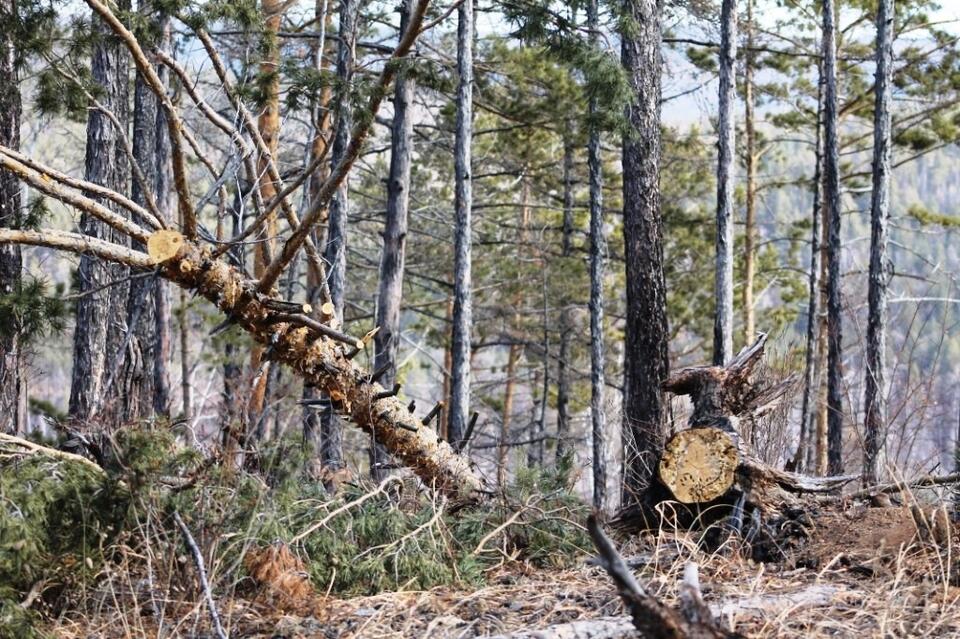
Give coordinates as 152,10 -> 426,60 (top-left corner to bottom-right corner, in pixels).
0,0 -> 488,502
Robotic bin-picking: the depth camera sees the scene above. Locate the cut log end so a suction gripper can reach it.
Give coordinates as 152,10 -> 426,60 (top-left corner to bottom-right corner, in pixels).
658,428 -> 739,504
147,229 -> 185,264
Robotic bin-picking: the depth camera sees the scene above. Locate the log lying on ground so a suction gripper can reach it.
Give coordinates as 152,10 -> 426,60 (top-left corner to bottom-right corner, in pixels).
147,232 -> 487,502
658,334 -> 855,511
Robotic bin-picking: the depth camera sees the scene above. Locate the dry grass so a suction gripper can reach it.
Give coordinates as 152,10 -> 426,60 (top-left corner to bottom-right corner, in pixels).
39,496 -> 960,639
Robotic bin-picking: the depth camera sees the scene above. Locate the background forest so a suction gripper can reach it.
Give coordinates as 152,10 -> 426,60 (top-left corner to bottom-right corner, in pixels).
2,0 -> 960,636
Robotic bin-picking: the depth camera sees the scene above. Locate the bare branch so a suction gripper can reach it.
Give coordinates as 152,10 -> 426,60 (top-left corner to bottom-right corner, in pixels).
257,0 -> 432,292
84,0 -> 197,236
0,148 -> 151,242
0,146 -> 161,230
0,228 -> 154,268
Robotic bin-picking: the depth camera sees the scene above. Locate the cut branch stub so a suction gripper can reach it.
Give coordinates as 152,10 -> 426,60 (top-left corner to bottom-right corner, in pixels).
148,230 -> 185,264
659,428 -> 739,503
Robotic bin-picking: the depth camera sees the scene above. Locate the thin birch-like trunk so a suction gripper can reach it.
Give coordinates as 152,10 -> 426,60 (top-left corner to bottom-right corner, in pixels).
713,0 -> 737,365
448,0 -> 474,444
587,0 -> 607,510
863,0 -> 894,486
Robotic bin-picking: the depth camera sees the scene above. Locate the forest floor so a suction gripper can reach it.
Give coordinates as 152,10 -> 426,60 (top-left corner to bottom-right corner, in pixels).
44,500 -> 960,639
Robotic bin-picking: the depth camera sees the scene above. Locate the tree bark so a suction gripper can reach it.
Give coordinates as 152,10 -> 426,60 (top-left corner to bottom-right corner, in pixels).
249,0 -> 286,424
222,186 -> 246,459
795,55 -> 825,473
448,0 -> 474,445
498,343 -> 519,486
0,0 -> 24,435
556,140 -> 574,462
372,0 -> 416,480
863,0 -> 894,486
742,0 -> 756,348
587,0 -> 607,511
620,0 -> 669,505
302,0 -> 334,458
70,6 -> 131,422
822,0 -> 845,475
713,0 -> 737,366
320,0 -> 358,471
152,50 -> 173,418
121,5 -> 171,422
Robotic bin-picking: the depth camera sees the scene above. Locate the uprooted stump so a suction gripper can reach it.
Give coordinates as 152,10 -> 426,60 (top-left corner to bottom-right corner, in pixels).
617,335 -> 856,560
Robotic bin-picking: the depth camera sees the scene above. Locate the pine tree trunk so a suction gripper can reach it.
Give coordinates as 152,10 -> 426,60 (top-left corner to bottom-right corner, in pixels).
448,0 -> 474,445
498,343 -> 519,486
70,7 -> 131,422
795,55 -> 825,473
0,0 -> 24,434
822,0 -> 845,475
179,288 -> 191,422
122,5 -> 171,422
152,34 -> 173,417
556,141 -> 574,462
249,0 -> 286,424
742,0 -> 756,348
620,0 -> 669,504
320,0 -> 357,470
222,187 -> 246,458
713,0 -> 737,366
372,0 -> 415,480
863,0 -> 893,486
302,0 -> 334,457
587,0 -> 607,511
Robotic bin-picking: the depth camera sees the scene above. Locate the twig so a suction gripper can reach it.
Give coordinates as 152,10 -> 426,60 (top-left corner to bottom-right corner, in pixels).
267,311 -> 363,348
421,401 -> 444,426
290,476 -> 403,544
373,383 -> 402,400
839,472 -> 960,501
172,512 -> 228,639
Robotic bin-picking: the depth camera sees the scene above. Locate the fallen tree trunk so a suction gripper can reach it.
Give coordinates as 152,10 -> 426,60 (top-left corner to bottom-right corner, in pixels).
149,232 -> 488,502
615,335 -> 855,556
0,215 -> 487,505
659,334 -> 854,509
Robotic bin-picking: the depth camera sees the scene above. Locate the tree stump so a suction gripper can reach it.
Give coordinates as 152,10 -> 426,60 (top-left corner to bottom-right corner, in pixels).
616,334 -> 856,559
658,428 -> 739,504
